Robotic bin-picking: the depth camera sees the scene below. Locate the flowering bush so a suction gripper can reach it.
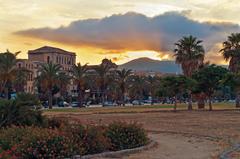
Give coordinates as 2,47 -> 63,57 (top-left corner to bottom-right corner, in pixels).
0,127 -> 74,158
0,122 -> 148,158
62,124 -> 111,155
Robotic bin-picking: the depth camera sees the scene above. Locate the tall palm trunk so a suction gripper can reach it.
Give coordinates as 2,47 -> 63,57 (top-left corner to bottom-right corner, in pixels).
101,80 -> 105,106
121,85 -> 125,106
77,85 -> 83,108
78,91 -> 83,108
101,90 -> 105,106
48,89 -> 53,109
208,96 -> 212,111
151,89 -> 154,105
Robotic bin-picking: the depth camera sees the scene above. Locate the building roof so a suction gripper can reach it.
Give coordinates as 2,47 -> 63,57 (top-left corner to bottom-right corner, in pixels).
28,46 -> 76,56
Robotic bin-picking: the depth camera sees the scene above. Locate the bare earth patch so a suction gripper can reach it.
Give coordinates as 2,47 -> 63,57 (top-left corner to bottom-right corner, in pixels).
45,109 -> 240,159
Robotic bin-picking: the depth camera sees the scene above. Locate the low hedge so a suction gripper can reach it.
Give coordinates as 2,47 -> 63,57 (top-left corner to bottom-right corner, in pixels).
0,122 -> 148,159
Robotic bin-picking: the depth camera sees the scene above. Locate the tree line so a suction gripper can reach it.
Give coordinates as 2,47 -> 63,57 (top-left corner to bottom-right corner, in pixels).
1,33 -> 240,110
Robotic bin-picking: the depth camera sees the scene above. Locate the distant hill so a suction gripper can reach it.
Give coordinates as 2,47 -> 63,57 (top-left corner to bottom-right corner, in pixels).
119,57 -> 182,74
119,57 -> 229,74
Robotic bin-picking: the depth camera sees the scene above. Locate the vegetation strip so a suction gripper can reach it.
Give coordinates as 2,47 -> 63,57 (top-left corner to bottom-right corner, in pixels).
72,139 -> 158,159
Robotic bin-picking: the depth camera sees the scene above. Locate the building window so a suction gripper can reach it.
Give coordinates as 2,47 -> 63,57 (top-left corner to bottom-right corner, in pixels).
18,63 -> 21,68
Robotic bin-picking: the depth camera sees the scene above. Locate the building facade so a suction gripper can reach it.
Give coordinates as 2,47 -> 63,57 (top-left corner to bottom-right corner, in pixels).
16,46 -> 76,95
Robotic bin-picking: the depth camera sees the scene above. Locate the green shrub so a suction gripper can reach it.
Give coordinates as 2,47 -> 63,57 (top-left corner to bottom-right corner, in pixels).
0,93 -> 46,128
0,99 -> 45,127
106,122 -> 148,150
15,93 -> 41,109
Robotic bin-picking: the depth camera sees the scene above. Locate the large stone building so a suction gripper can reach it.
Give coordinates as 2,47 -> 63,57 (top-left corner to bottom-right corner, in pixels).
16,46 -> 76,94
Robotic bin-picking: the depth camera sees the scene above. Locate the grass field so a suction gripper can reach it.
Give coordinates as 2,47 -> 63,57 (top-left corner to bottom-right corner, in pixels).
44,102 -> 237,114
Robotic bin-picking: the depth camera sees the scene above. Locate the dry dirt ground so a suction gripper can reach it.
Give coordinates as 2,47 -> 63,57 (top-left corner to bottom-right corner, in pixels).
45,109 -> 240,159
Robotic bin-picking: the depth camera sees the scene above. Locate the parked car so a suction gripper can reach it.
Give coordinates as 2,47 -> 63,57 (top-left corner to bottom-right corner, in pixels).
58,101 -> 69,107
103,101 -> 117,107
143,100 -> 152,104
71,101 -> 91,107
71,101 -> 79,107
83,101 -> 91,106
41,101 -> 48,108
132,100 -> 144,105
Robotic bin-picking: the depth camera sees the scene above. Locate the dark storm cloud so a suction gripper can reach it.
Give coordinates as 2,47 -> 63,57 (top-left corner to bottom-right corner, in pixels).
15,11 -> 240,54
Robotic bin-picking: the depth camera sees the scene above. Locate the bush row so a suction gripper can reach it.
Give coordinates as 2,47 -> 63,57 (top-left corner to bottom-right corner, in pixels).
0,121 -> 148,159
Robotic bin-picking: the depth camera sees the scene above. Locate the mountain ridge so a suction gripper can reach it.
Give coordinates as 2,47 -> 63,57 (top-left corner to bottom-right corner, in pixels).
118,57 -> 228,74
118,57 -> 182,74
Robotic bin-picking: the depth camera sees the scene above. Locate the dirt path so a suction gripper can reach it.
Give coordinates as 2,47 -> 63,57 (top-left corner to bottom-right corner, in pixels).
98,133 -> 219,159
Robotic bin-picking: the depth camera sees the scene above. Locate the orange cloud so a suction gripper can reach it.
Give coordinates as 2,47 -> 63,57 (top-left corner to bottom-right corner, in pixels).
15,11 -> 240,65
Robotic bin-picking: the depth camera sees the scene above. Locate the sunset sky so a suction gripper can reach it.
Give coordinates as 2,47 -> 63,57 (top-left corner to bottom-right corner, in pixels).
1,0 -> 240,65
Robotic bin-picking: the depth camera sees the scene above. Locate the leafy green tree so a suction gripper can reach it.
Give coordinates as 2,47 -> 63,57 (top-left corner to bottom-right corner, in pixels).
174,35 -> 205,110
71,63 -> 88,107
192,65 -> 228,111
220,33 -> 240,73
0,50 -> 21,99
13,68 -> 31,93
222,72 -> 240,107
159,75 -> 196,111
37,62 -> 61,109
116,69 -> 132,106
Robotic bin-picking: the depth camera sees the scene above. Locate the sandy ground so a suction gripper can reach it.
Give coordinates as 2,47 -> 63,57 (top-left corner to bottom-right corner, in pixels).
46,110 -> 240,159
97,133 -> 218,159
123,133 -> 218,159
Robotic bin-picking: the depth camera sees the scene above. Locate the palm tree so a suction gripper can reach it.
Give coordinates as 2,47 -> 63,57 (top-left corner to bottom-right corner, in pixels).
116,69 -> 132,106
71,63 -> 88,107
174,35 -> 205,110
129,75 -> 146,103
0,50 -> 21,99
13,68 -> 31,93
220,33 -> 240,73
95,59 -> 116,106
38,62 -> 61,109
57,72 -> 71,101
